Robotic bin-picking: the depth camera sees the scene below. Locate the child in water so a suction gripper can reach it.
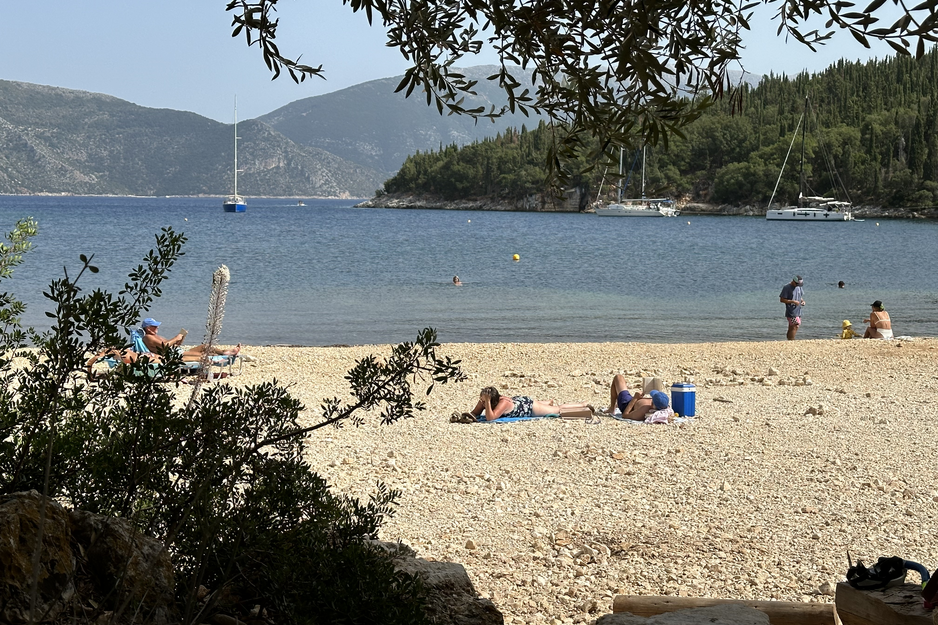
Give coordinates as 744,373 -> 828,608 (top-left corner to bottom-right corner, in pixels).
841,320 -> 860,339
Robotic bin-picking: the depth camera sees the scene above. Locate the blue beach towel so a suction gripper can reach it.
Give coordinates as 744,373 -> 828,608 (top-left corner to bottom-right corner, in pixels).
478,413 -> 561,423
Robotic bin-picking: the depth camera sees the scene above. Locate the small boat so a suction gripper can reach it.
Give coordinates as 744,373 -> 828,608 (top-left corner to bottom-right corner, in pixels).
593,147 -> 678,217
297,200 -> 306,206
766,97 -> 853,221
223,98 -> 246,213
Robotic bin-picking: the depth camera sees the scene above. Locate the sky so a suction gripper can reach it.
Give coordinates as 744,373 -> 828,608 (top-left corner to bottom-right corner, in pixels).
0,1 -> 905,123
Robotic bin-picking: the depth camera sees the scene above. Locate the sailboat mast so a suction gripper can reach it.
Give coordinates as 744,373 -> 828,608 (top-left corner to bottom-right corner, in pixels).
641,146 -> 646,199
798,96 -> 807,202
233,97 -> 239,198
617,147 -> 623,202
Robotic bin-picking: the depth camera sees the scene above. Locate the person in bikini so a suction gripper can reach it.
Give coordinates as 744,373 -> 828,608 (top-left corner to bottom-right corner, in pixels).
467,386 -> 592,421
863,300 -> 893,339
141,318 -> 241,360
85,348 -> 161,379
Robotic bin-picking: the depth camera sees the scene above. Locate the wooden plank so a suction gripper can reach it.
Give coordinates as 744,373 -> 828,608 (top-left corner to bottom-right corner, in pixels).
612,595 -> 836,625
834,582 -> 932,625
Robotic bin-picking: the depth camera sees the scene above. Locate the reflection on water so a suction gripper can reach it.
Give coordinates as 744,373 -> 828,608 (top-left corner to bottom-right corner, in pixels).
0,195 -> 936,345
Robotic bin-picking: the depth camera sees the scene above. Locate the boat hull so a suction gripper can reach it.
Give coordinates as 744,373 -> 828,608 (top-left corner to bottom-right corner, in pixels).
766,208 -> 853,221
594,200 -> 679,217
595,208 -> 667,217
223,202 -> 246,213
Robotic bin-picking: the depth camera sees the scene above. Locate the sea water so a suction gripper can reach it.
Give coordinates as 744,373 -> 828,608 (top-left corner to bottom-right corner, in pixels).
0,195 -> 935,346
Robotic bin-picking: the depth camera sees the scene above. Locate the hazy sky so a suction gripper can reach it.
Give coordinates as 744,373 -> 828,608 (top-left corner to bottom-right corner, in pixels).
0,1 -> 902,123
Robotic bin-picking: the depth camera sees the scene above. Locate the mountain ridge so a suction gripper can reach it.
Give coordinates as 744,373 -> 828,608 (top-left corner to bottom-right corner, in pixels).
0,79 -> 386,197
0,67 -> 763,197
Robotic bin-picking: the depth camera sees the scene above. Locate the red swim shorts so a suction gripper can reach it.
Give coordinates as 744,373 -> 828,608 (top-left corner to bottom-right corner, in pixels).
787,316 -> 801,327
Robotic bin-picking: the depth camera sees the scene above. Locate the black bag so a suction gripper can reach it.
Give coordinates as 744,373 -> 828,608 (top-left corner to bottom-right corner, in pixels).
846,555 -> 907,590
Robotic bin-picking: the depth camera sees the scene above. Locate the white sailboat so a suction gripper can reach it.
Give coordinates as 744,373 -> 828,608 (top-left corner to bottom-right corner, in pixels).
223,98 -> 246,213
766,97 -> 853,221
594,146 -> 678,217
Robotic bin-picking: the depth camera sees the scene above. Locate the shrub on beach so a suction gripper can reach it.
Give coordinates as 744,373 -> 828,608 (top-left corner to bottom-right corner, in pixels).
0,219 -> 463,624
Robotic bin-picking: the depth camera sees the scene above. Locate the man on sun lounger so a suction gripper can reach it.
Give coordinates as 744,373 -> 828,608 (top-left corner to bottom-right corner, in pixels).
140,318 -> 241,361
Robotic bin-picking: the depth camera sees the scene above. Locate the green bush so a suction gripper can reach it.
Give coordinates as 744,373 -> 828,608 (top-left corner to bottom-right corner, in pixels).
0,220 -> 462,624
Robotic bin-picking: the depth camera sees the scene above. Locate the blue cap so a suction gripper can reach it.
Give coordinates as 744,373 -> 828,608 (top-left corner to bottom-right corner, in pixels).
650,390 -> 669,410
142,318 -> 161,327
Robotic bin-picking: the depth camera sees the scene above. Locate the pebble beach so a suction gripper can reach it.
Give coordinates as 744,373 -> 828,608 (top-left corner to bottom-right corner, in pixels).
229,338 -> 938,624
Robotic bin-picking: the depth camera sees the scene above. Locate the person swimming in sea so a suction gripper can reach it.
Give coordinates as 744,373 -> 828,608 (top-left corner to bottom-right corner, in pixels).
453,275 -> 462,286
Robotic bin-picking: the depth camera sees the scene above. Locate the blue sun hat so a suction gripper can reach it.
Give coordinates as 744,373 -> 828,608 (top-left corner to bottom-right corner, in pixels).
650,390 -> 669,410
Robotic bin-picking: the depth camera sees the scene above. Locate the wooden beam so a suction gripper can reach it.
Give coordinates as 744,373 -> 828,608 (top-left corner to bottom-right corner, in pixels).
834,582 -> 932,625
612,595 -> 836,625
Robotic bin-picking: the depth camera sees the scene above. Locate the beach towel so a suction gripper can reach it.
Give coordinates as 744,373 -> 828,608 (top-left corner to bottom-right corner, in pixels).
480,413 -> 561,423
451,411 -> 600,424
606,406 -> 695,425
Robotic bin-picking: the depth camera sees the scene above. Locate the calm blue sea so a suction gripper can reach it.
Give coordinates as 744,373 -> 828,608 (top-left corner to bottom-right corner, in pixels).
0,195 -> 935,345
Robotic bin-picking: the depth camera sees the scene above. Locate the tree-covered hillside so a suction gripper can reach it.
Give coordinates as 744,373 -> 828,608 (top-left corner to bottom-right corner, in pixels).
383,49 -> 938,209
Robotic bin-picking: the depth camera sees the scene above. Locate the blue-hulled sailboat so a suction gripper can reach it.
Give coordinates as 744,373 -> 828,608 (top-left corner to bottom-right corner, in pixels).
223,99 -> 246,213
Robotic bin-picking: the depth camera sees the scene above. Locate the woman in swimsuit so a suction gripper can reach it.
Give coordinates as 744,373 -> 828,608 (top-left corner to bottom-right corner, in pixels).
863,300 -> 893,339
468,386 -> 592,421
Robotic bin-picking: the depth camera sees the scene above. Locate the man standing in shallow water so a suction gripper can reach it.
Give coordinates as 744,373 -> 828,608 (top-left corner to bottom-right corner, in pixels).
780,276 -> 805,340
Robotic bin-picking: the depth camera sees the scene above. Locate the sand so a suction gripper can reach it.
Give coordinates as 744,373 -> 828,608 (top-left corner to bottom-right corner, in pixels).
225,338 -> 938,624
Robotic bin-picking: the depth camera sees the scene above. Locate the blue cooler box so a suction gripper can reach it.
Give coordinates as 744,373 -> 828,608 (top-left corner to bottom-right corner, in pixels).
670,383 -> 696,417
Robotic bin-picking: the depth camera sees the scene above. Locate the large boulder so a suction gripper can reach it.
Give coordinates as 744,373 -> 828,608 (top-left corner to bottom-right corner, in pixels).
376,541 -> 504,625
0,490 -> 75,624
0,491 -> 174,625
70,509 -> 175,625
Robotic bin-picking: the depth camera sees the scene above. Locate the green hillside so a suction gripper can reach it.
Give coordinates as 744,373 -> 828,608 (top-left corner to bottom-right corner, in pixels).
382,50 -> 938,210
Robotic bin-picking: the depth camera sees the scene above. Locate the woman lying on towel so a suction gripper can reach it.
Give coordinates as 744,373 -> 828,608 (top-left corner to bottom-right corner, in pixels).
469,386 -> 592,421
85,348 -> 161,380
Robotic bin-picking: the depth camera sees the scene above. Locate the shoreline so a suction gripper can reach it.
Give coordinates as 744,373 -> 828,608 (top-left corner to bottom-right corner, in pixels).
227,338 -> 938,624
5,193 -> 935,219
357,193 -> 938,219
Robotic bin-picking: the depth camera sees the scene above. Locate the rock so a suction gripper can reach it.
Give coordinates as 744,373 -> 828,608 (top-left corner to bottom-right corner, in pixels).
381,542 -> 504,625
767,368 -> 779,376
579,598 -> 598,613
0,491 -> 75,624
466,539 -> 478,550
819,582 -> 835,596
70,509 -> 175,624
596,603 -> 770,624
